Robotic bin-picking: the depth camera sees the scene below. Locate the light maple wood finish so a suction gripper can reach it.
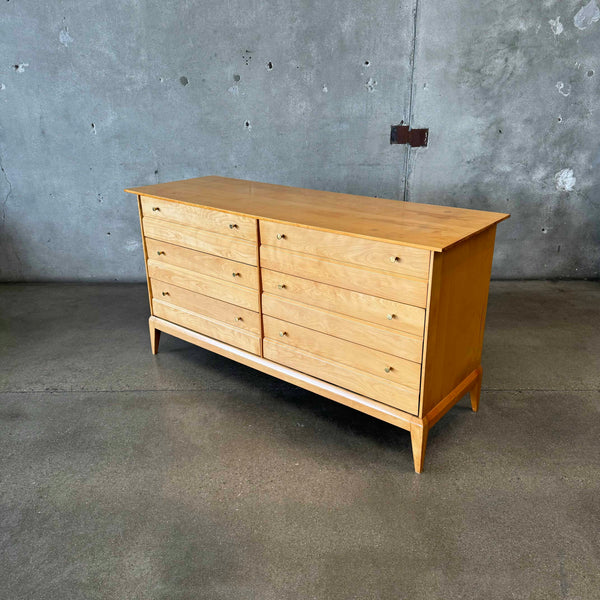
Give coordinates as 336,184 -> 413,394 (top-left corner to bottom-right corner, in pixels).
261,294 -> 423,363
150,315 -> 420,429
147,261 -> 259,311
149,319 -> 160,355
425,367 -> 483,428
260,220 -> 431,278
128,176 -> 509,473
261,269 -> 425,337
146,238 -> 259,289
153,300 -> 261,355
143,217 -> 257,265
263,315 -> 421,391
260,245 -> 428,307
470,372 -> 482,413
137,195 -> 154,315
263,339 -> 419,414
127,177 -> 509,251
140,195 -> 257,241
419,226 -> 497,418
410,418 -> 428,474
149,279 -> 260,334
254,220 -> 265,357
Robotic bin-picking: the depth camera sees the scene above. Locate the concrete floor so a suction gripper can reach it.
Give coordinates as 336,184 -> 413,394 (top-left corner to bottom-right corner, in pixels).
1,282 -> 599,599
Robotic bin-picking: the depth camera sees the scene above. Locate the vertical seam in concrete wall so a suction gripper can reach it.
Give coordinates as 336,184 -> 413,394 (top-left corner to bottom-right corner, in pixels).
403,0 -> 420,203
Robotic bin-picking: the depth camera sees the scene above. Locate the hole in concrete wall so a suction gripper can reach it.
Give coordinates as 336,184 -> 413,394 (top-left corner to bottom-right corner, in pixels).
587,70 -> 595,77
179,76 -> 189,86
266,61 -> 273,70
557,116 -> 563,122
542,228 -> 548,234
245,121 -> 250,127
90,123 -> 96,134
233,74 -> 240,81
364,60 -> 370,66
498,129 -> 502,133
154,169 -> 159,175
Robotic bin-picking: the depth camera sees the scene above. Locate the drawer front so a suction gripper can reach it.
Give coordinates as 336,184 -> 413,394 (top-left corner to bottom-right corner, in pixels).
263,316 -> 421,389
260,245 -> 427,307
260,220 -> 430,279
150,279 -> 260,334
261,268 -> 425,337
141,195 -> 257,241
146,238 -> 258,289
262,294 -> 423,363
263,339 -> 419,415
153,300 -> 260,355
148,261 -> 259,311
143,217 -> 257,265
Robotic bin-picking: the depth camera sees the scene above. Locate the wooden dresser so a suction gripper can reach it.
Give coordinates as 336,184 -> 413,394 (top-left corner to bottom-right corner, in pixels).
126,177 -> 509,472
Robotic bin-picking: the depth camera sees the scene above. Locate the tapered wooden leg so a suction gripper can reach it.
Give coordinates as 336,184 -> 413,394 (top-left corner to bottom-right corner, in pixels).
470,367 -> 483,412
149,320 -> 161,355
410,418 -> 429,474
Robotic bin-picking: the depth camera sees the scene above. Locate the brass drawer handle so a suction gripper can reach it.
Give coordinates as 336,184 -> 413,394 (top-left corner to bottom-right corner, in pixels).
279,331 -> 287,337
390,256 -> 399,263
152,207 -> 160,212
156,250 -> 165,256
276,233 -> 285,240
162,291 -> 169,296
232,272 -> 240,278
229,223 -> 238,229
386,313 -> 395,320
384,366 -> 392,373
277,284 -> 286,290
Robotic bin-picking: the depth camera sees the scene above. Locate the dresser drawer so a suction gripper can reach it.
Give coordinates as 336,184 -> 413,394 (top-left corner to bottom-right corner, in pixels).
262,294 -> 423,363
263,339 -> 419,414
153,300 -> 260,355
150,279 -> 260,334
143,217 -> 257,265
146,238 -> 258,289
263,316 -> 421,389
261,269 -> 425,337
260,245 -> 428,307
148,261 -> 259,311
141,195 -> 257,241
260,221 -> 430,279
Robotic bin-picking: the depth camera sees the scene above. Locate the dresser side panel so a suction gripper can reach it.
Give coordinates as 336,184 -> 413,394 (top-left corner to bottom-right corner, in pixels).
137,194 -> 154,316
420,226 -> 497,417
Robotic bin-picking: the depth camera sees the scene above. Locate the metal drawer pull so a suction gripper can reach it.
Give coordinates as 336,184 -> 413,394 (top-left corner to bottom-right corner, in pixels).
276,233 -> 285,240
390,256 -> 399,263
234,317 -> 242,322
277,284 -> 286,289
156,250 -> 165,255
279,331 -> 287,337
152,207 -> 160,212
384,366 -> 392,373
232,272 -> 240,278
162,291 -> 169,296
229,223 -> 238,229
386,313 -> 395,320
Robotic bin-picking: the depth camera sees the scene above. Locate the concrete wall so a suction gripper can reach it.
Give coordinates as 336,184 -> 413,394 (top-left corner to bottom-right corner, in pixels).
1,0 -> 598,281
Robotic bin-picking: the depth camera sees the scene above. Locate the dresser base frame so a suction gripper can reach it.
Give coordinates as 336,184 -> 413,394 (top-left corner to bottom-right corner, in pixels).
149,316 -> 483,473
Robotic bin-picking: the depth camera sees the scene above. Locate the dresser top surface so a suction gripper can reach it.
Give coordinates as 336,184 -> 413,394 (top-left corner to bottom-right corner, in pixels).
126,176 -> 509,251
